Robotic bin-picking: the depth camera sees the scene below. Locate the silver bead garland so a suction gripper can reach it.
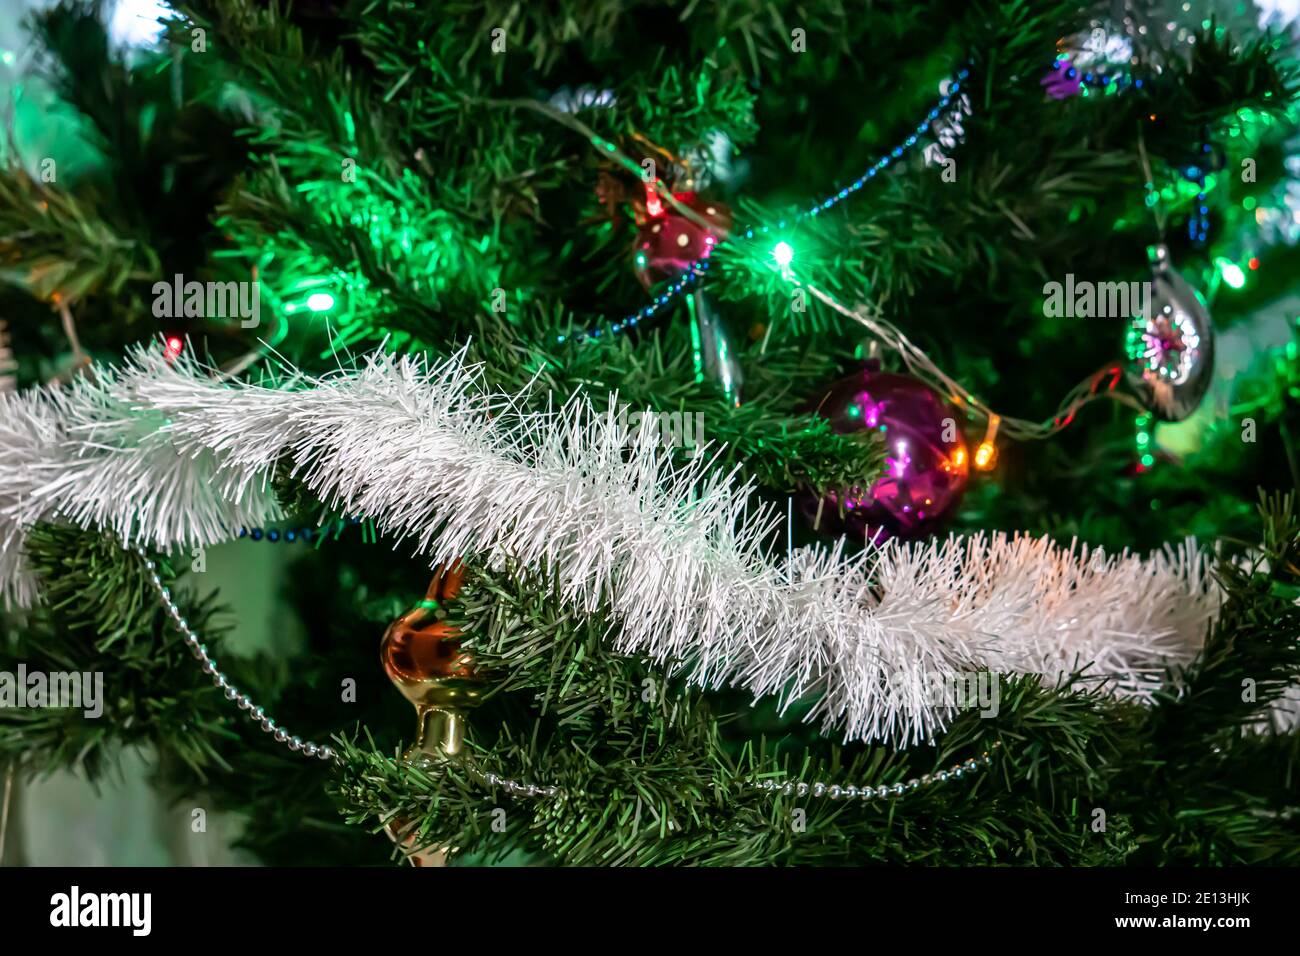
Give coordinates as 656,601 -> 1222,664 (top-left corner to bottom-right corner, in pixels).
750,740 -> 1003,801
140,546 -> 1001,805
474,768 -> 561,800
402,752 -> 560,799
136,547 -> 336,763
140,544 -> 568,791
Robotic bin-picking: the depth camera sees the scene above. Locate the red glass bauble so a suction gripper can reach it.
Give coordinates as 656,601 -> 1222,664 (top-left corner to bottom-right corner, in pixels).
633,192 -> 730,287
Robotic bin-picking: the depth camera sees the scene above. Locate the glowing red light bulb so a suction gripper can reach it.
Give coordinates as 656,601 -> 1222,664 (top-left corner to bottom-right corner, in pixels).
643,181 -> 664,219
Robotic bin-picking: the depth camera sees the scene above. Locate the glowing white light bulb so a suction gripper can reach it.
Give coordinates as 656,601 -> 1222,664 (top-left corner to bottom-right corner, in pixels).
109,0 -> 175,48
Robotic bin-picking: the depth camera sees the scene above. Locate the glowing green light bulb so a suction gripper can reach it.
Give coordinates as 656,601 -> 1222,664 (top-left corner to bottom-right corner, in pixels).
1216,259 -> 1245,290
306,292 -> 335,312
773,241 -> 794,267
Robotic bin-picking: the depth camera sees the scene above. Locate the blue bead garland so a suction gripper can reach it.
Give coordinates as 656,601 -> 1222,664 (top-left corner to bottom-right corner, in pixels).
236,516 -> 361,542
555,258 -> 711,345
558,65 -> 971,346
1187,139 -> 1213,245
802,67 -> 969,220
1050,58 -> 1140,93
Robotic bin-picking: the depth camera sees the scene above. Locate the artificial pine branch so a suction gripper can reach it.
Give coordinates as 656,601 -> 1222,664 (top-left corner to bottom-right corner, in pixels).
463,316 -> 886,495
329,671 -> 1141,866
0,524 -> 230,778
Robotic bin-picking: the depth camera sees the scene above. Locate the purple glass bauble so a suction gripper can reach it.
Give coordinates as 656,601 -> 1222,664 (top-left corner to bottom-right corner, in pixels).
799,364 -> 969,541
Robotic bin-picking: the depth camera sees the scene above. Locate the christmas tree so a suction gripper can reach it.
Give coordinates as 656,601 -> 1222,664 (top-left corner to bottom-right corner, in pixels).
1,0 -> 1299,868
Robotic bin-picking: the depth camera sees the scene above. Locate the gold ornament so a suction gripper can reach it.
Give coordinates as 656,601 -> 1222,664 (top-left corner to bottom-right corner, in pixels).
380,561 -> 483,867
380,561 -> 484,765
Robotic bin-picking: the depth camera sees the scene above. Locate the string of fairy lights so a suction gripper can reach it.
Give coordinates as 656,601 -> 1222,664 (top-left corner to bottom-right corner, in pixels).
787,274 -> 1142,448
528,60 -> 1148,469
534,48 -> 1287,473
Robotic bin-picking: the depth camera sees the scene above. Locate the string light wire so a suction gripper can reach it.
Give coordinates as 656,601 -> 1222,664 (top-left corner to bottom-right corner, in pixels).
790,273 -> 1142,438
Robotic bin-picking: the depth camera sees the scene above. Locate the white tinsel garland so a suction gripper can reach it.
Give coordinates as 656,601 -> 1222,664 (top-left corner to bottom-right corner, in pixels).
0,347 -> 1222,745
